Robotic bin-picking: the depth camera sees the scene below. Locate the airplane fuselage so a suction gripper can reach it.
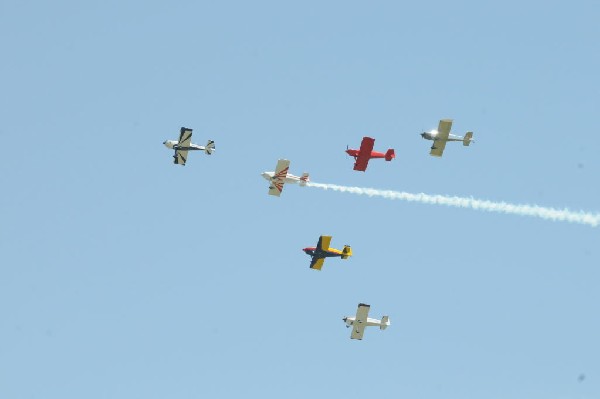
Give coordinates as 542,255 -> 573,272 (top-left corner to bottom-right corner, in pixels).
303,247 -> 344,258
261,171 -> 306,185
345,148 -> 387,159
343,316 -> 385,328
421,131 -> 464,142
163,140 -> 206,151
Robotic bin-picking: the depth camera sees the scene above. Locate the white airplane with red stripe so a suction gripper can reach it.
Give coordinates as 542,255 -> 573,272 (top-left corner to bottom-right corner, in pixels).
261,159 -> 309,197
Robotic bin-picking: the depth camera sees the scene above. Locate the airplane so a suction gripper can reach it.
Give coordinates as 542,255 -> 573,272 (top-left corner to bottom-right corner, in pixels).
421,119 -> 473,157
261,159 -> 309,197
343,303 -> 390,340
346,137 -> 395,172
302,235 -> 352,270
163,127 -> 215,165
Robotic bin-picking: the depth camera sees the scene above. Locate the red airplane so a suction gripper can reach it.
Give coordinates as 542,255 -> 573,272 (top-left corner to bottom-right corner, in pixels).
346,137 -> 395,172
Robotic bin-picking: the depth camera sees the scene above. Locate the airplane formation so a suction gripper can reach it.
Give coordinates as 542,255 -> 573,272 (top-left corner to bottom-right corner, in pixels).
164,119 -> 474,340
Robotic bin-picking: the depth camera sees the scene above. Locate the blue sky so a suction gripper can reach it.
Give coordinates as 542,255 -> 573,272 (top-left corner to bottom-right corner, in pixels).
1,1 -> 599,398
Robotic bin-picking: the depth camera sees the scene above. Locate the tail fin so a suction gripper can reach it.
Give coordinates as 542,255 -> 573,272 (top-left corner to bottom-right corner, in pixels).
385,148 -> 395,161
205,140 -> 216,154
463,132 -> 473,146
299,172 -> 310,186
341,245 -> 352,259
380,316 -> 390,330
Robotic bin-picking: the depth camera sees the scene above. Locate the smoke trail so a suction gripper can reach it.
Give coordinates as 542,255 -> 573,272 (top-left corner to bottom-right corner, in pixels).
306,182 -> 600,227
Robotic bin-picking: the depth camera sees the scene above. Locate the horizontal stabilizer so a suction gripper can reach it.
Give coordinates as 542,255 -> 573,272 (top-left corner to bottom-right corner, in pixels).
205,140 -> 216,154
299,172 -> 310,186
463,132 -> 473,146
380,316 -> 390,330
385,148 -> 395,161
341,245 -> 352,259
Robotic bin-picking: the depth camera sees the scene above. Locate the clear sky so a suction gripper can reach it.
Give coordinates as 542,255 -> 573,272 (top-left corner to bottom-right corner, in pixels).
1,1 -> 599,398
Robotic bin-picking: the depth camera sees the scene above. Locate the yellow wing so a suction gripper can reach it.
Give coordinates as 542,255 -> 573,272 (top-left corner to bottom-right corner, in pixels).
310,258 -> 325,270
430,119 -> 452,157
317,235 -> 332,251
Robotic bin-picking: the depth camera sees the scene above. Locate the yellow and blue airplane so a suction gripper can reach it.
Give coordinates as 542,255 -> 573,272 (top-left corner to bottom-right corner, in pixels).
302,236 -> 352,270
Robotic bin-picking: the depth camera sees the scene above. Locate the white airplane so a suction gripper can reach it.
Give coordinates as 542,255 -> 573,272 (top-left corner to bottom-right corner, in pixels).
343,303 -> 390,340
421,119 -> 474,157
261,159 -> 309,197
163,127 -> 215,165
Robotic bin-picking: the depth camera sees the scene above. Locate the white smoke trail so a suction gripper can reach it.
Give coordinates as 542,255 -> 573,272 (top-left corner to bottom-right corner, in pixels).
306,182 -> 600,227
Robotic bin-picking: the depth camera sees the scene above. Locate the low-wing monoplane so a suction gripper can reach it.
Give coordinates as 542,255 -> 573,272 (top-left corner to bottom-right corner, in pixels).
163,127 -> 215,165
262,159 -> 309,197
421,119 -> 473,157
343,303 -> 390,340
303,235 -> 352,270
346,137 -> 395,172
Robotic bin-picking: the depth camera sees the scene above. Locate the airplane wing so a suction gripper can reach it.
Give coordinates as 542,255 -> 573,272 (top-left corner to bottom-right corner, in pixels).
268,159 -> 290,196
174,149 -> 189,165
353,137 -> 375,171
310,257 -> 325,270
351,303 -> 370,340
273,159 -> 290,179
178,127 -> 193,148
430,119 -> 452,157
316,235 -> 332,251
268,181 -> 284,196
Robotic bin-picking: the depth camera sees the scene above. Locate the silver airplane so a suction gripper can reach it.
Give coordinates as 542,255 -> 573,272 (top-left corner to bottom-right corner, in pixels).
421,119 -> 473,157
343,303 -> 390,340
163,127 -> 215,165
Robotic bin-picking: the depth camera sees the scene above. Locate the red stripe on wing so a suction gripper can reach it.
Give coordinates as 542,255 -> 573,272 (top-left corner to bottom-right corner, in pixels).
275,167 -> 289,179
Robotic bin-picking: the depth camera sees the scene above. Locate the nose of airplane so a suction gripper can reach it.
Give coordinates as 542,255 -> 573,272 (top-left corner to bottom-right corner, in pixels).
420,132 -> 426,137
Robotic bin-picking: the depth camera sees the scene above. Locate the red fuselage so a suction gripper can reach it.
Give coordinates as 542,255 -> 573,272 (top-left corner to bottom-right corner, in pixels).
345,149 -> 387,159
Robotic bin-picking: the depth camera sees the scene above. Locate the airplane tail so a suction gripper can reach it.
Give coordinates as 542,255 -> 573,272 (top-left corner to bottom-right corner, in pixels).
341,245 -> 352,259
299,172 -> 310,186
463,132 -> 473,146
385,148 -> 395,161
205,140 -> 216,154
380,316 -> 390,330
